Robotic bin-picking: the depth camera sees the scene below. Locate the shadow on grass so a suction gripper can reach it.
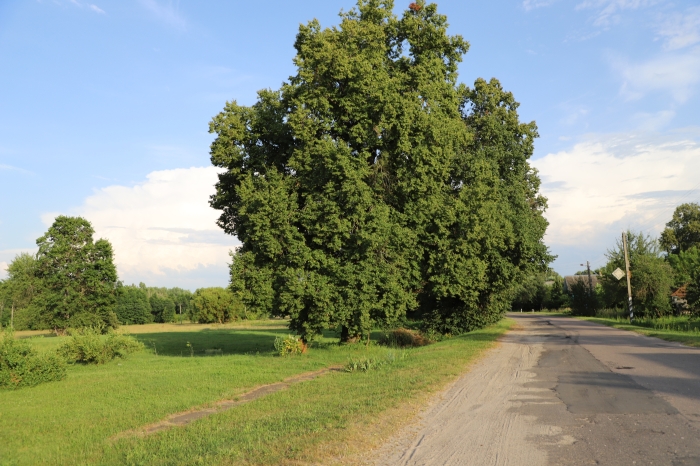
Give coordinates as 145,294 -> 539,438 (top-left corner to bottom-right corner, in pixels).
131,322 -> 506,357
133,327 -> 387,357
134,328 -> 293,357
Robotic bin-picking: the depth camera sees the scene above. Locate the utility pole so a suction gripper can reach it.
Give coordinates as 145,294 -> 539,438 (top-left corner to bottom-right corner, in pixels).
586,261 -> 593,296
622,232 -> 634,322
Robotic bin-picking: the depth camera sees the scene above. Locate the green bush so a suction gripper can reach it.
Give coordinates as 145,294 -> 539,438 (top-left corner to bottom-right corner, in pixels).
59,328 -> 143,364
0,331 -> 66,389
273,335 -> 306,356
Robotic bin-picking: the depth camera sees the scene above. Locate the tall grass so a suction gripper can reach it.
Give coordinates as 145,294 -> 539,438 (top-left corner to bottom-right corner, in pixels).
578,310 -> 700,347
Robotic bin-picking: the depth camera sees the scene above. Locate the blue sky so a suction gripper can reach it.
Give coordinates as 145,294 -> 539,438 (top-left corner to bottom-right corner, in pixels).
1,0 -> 699,288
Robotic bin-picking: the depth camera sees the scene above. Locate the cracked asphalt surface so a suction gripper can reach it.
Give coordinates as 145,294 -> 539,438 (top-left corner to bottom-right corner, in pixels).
374,314 -> 700,465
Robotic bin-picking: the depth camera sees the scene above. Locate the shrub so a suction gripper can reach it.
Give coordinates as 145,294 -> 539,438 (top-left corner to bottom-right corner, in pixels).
59,328 -> 143,364
273,335 -> 306,356
380,328 -> 430,347
0,330 -> 66,389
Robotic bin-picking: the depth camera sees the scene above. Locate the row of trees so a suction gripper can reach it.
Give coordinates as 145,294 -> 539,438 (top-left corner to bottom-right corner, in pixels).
0,217 -> 253,332
209,1 -> 551,342
512,202 -> 700,317
514,203 -> 700,317
115,284 -> 251,325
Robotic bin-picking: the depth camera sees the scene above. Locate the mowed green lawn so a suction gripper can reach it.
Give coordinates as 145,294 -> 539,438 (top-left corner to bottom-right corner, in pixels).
1,319 -> 512,465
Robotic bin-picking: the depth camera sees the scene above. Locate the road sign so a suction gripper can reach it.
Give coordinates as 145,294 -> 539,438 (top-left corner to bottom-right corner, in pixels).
612,268 -> 625,280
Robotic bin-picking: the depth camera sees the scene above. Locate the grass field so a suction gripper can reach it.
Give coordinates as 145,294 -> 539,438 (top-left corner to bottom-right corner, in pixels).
576,315 -> 700,347
1,319 -> 512,465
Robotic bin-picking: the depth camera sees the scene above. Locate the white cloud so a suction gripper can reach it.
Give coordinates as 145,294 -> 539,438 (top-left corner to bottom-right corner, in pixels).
0,262 -> 7,280
139,0 -> 187,31
576,0 -> 659,27
631,109 -> 676,131
561,108 -> 590,126
533,133 -> 700,255
0,164 -> 32,174
64,0 -> 105,14
522,0 -> 558,11
656,6 -> 700,51
611,48 -> 700,103
42,166 -> 239,285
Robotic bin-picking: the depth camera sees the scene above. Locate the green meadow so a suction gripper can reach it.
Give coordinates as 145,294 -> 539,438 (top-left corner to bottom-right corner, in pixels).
1,319 -> 511,465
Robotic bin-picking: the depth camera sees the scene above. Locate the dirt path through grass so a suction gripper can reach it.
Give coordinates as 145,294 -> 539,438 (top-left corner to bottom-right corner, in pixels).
112,365 -> 343,440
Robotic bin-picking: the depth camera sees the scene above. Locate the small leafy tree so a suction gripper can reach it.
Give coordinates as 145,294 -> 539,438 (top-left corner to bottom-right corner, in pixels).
191,287 -> 243,324
660,203 -> 700,255
568,279 -> 598,316
599,231 -> 674,317
546,276 -> 569,310
35,216 -> 119,333
2,253 -> 45,330
667,247 -> 700,289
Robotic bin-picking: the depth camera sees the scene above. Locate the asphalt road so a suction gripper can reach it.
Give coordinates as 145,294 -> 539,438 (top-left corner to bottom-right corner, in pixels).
374,314 -> 700,465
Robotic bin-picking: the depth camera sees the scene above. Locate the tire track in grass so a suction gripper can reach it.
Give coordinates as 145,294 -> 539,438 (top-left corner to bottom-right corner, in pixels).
111,366 -> 343,440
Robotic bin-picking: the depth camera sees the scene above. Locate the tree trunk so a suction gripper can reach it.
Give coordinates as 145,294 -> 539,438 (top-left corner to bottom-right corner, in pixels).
340,326 -> 360,343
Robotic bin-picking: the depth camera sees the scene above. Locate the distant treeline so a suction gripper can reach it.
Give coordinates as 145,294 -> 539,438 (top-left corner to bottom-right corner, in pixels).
115,284 -> 260,326
0,216 -> 260,332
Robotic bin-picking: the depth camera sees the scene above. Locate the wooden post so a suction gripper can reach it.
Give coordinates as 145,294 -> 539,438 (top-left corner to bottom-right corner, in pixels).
622,232 -> 634,322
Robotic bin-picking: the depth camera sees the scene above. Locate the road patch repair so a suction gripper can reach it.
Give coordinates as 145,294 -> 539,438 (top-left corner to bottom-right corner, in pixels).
112,366 -> 342,440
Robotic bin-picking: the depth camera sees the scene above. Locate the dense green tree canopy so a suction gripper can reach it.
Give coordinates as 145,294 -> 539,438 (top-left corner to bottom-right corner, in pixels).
599,231 -> 673,317
116,286 -> 152,325
210,0 -> 550,340
149,294 -> 175,323
667,247 -> 700,289
660,203 -> 700,255
1,253 -> 44,329
191,287 -> 241,324
35,216 -> 119,332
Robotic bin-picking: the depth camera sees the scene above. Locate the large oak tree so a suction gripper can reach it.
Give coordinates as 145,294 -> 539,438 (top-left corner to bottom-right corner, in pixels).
209,0 -> 550,341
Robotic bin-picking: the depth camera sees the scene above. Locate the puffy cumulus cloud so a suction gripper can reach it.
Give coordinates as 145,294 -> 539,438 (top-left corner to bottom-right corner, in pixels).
43,167 -> 239,287
0,261 -> 8,280
532,132 -> 700,269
